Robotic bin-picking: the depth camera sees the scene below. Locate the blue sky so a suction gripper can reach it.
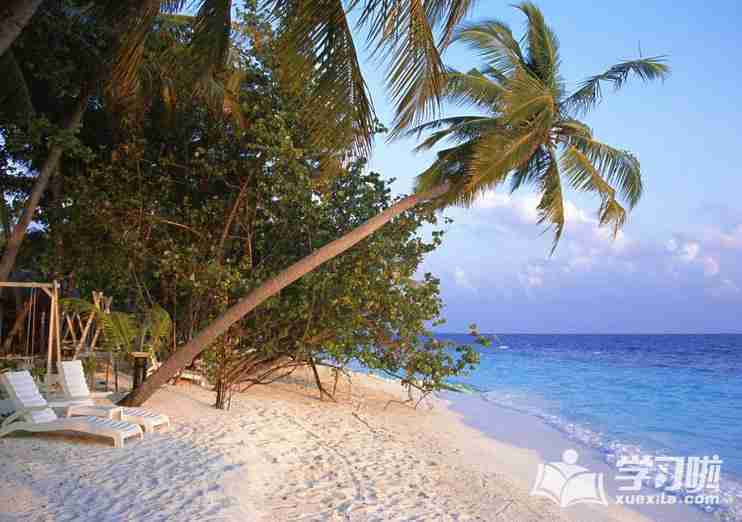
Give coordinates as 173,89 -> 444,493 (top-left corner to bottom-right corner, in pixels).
355,1 -> 742,333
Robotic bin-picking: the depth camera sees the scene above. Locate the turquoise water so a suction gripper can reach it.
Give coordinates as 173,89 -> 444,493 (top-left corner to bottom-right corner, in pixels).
438,334 -> 742,519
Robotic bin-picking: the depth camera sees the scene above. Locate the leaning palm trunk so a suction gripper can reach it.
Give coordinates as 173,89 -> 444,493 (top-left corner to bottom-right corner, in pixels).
119,182 -> 450,406
0,94 -> 87,284
0,0 -> 44,57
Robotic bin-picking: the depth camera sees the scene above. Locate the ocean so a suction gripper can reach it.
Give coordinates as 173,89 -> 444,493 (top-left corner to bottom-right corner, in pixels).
438,333 -> 742,521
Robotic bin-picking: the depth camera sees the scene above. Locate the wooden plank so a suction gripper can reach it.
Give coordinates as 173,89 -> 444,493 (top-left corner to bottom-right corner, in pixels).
0,282 -> 53,289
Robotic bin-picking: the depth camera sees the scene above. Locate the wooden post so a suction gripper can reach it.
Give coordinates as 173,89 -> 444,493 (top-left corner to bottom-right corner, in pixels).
54,281 -> 61,367
46,288 -> 54,383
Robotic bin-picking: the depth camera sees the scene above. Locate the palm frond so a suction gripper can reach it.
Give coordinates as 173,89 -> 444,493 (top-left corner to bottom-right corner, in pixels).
562,145 -> 627,236
414,141 -> 476,206
271,0 -> 375,155
536,148 -> 565,252
565,134 -> 642,207
353,0 -> 476,138
555,118 -> 592,139
62,298 -> 138,352
565,56 -> 669,114
105,2 -> 163,115
499,67 -> 555,126
467,117 -> 546,191
452,20 -> 526,78
191,68 -> 247,129
405,115 -> 493,137
60,298 -> 99,319
443,68 -> 504,109
509,145 -> 549,192
100,312 -> 140,353
189,0 -> 233,75
408,116 -> 498,152
515,2 -> 560,87
142,305 -> 172,352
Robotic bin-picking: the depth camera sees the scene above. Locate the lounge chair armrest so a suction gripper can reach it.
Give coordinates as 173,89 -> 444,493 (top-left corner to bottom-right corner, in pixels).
1,410 -> 23,428
19,405 -> 52,412
48,399 -> 84,408
1,405 -> 49,428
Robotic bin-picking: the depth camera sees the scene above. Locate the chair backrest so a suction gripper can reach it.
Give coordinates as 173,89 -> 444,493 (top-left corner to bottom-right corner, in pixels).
0,371 -> 57,424
59,360 -> 91,399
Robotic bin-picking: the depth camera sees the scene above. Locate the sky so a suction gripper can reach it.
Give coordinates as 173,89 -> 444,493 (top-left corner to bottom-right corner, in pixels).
354,1 -> 742,333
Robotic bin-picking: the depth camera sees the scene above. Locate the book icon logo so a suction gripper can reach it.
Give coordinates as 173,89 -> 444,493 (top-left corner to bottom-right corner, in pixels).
531,449 -> 608,508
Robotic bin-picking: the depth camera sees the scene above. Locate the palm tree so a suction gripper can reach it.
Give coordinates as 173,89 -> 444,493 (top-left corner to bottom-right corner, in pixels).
409,3 -> 668,250
121,2 -> 669,406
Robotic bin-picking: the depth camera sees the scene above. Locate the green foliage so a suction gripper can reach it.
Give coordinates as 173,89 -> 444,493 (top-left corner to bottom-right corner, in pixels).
2,1 -> 488,400
29,365 -> 46,383
408,2 -> 669,251
142,305 -> 173,354
0,360 -> 19,372
60,298 -> 172,356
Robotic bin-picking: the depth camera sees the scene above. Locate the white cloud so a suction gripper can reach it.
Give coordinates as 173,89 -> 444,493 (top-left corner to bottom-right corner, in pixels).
444,189 -> 742,303
709,278 -> 740,298
719,224 -> 742,250
454,266 -> 475,291
568,255 -> 595,271
680,241 -> 700,261
564,200 -> 595,225
473,191 -> 511,210
472,191 -> 540,225
702,256 -> 720,277
519,263 -> 545,289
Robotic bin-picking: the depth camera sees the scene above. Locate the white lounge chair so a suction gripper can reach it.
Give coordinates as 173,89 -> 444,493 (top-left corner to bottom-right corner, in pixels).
59,360 -> 170,433
0,371 -> 142,448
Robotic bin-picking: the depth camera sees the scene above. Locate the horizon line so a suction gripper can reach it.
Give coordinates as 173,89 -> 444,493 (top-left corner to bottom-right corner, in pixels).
431,331 -> 742,336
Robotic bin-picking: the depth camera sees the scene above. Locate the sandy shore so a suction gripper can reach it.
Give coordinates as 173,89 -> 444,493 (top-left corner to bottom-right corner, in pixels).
0,368 -> 655,521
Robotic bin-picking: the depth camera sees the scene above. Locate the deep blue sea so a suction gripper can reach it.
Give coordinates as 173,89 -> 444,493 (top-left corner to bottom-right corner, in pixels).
436,334 -> 742,519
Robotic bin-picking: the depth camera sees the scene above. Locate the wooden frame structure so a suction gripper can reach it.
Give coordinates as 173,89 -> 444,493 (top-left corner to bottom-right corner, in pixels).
0,281 -> 62,385
61,290 -> 112,359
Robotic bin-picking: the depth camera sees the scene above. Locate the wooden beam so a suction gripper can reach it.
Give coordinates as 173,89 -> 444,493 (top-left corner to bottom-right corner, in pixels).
54,281 -> 61,367
0,282 -> 54,289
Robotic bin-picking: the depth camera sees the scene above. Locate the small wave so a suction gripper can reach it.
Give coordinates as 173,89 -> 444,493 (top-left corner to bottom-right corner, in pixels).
480,392 -> 742,521
441,382 -> 483,394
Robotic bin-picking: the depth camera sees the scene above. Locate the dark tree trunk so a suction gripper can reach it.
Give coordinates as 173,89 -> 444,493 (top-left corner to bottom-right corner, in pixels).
119,183 -> 450,406
214,376 -> 230,410
0,0 -> 44,57
309,356 -> 334,401
0,94 -> 87,285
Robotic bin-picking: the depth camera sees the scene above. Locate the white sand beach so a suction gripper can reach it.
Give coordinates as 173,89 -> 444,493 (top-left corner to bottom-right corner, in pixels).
1,369 -> 655,522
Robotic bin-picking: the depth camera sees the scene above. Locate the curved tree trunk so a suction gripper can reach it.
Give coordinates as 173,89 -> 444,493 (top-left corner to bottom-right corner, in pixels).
119,182 -> 450,406
0,94 -> 87,285
0,0 -> 44,57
